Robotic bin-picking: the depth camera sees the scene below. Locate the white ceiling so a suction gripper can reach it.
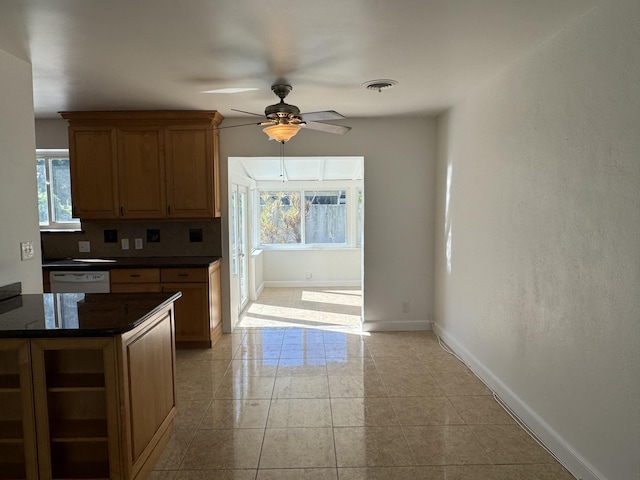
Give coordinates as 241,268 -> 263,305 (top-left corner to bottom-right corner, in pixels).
0,0 -> 597,121
233,157 -> 363,182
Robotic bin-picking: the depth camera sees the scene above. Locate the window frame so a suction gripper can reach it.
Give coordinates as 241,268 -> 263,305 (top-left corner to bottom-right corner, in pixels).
36,149 -> 81,231
256,180 -> 363,250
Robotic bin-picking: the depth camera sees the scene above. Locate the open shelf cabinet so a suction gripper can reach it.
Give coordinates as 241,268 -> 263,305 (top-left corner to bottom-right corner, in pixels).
31,339 -> 119,480
0,340 -> 37,480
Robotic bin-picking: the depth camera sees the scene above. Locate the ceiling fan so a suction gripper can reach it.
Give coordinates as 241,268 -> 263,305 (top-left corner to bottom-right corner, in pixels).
220,83 -> 351,143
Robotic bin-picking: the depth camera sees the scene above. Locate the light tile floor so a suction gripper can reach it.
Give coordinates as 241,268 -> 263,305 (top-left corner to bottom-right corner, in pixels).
152,288 -> 575,480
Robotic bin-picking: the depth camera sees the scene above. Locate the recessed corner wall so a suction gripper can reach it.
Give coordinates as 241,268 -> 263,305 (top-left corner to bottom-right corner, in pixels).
434,1 -> 640,479
0,49 -> 41,292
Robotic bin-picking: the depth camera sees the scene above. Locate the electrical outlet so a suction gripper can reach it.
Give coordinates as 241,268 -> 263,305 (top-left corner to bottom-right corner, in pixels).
135,238 -> 143,250
20,241 -> 35,261
121,238 -> 130,250
304,272 -> 312,279
402,302 -> 410,314
78,241 -> 90,253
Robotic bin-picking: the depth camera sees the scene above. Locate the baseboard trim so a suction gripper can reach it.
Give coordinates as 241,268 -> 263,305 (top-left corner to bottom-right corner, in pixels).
263,280 -> 361,288
362,319 -> 431,332
433,322 -> 604,480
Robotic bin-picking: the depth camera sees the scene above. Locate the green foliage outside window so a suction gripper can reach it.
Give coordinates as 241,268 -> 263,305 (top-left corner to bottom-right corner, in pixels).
260,192 -> 302,244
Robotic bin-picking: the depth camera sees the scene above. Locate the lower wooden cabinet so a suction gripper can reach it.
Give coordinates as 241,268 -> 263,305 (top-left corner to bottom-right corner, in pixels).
110,262 -> 222,348
0,305 -> 176,480
0,339 -> 38,480
161,262 -> 221,348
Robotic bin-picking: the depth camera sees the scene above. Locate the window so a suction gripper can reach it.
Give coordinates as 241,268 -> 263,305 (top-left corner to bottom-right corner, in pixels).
258,187 -> 361,248
36,150 -> 80,229
304,190 -> 346,244
260,191 -> 302,245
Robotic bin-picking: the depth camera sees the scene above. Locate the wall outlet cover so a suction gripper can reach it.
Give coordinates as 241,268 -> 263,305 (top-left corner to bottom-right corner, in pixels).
135,238 -> 143,249
20,241 -> 35,261
78,241 -> 90,253
121,238 -> 130,250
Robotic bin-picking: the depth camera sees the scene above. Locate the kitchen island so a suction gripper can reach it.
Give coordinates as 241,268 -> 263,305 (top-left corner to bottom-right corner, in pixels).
0,289 -> 181,480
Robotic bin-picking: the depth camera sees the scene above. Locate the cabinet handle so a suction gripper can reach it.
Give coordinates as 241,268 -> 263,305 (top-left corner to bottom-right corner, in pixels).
120,206 -> 124,216
167,205 -> 171,215
130,274 -> 141,278
178,274 -> 189,277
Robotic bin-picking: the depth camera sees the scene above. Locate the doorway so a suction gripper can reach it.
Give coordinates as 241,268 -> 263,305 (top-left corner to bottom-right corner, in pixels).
227,156 -> 364,331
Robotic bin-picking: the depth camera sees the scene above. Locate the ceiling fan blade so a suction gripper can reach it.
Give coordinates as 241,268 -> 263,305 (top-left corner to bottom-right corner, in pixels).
231,108 -> 265,117
300,110 -> 346,122
215,122 -> 262,130
304,122 -> 352,135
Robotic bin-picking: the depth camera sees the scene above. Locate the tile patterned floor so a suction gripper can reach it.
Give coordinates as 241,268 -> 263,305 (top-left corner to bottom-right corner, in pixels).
151,288 -> 575,480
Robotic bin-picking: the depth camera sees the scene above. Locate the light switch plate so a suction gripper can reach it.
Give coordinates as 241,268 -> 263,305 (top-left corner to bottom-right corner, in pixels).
135,238 -> 143,250
121,238 -> 130,250
20,241 -> 35,261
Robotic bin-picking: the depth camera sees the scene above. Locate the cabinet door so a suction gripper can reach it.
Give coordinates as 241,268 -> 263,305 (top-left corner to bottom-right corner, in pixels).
0,339 -> 38,480
69,127 -> 119,219
117,127 -> 166,219
162,282 -> 209,345
165,126 -> 214,218
118,308 -> 176,477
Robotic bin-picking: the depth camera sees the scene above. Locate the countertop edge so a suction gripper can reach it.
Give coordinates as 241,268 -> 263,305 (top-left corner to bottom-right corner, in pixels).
42,256 -> 222,270
0,292 -> 183,339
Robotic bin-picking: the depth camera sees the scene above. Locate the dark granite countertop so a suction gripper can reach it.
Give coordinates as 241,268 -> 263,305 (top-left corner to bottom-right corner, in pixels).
0,292 -> 181,338
42,256 -> 221,271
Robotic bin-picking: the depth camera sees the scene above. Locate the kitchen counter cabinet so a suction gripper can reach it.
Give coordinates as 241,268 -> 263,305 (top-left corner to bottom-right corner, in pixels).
107,261 -> 222,348
61,111 -> 223,221
161,263 -> 222,348
0,292 -> 179,480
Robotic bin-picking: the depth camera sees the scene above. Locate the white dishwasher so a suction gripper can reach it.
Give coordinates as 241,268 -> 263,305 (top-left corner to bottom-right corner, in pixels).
49,271 -> 111,293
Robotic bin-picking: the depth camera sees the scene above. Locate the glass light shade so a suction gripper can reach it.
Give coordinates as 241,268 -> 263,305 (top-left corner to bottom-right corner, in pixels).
262,123 -> 302,142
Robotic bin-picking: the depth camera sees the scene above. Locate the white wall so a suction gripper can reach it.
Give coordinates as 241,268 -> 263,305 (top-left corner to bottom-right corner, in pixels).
0,49 -> 41,293
35,118 -> 69,149
220,117 -> 437,332
433,0 -> 640,479
262,249 -> 361,287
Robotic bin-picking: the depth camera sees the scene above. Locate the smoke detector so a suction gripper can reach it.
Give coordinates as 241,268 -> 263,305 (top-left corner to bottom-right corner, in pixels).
363,79 -> 398,92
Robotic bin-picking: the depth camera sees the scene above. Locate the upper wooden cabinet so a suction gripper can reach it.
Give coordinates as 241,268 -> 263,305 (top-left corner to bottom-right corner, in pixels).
61,111 -> 224,220
67,126 -> 119,219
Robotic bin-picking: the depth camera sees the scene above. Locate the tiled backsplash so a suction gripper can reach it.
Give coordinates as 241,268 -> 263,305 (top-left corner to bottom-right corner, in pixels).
41,219 -> 222,259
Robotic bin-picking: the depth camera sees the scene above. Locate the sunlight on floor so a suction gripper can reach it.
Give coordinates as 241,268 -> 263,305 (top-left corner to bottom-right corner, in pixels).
238,287 -> 364,335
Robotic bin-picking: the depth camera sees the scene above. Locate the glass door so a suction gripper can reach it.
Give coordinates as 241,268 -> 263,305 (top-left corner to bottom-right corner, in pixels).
230,184 -> 250,317
238,189 -> 249,310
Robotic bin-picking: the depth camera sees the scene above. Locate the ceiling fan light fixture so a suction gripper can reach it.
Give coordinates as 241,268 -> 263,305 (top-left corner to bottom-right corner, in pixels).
363,79 -> 398,92
262,123 -> 302,142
